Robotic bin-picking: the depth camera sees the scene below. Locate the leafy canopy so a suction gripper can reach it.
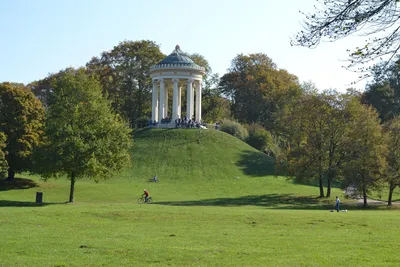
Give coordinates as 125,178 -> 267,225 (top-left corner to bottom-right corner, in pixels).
342,98 -> 387,206
36,69 -> 132,201
0,82 -> 45,179
383,115 -> 400,205
86,40 -> 165,126
219,53 -> 301,130
362,58 -> 400,122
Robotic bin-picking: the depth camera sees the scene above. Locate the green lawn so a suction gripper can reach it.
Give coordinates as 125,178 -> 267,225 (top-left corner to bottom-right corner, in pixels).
1,129 -> 399,266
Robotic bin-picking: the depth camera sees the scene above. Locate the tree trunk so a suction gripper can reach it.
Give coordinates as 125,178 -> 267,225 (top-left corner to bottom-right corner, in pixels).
326,177 -> 331,198
69,171 -> 75,203
319,174 -> 324,198
388,184 -> 395,206
362,183 -> 367,208
6,168 -> 15,181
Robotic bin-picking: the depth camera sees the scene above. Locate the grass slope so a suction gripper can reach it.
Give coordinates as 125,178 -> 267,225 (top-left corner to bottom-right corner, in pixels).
131,128 -> 274,180
1,128 -> 399,266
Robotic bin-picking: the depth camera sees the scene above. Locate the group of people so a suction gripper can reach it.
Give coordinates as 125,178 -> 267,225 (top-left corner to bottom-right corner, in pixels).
160,117 -> 172,124
174,117 -> 205,128
149,116 -> 206,128
148,118 -> 172,127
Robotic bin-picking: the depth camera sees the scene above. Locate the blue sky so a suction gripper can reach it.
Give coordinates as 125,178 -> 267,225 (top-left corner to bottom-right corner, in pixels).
0,0 -> 371,91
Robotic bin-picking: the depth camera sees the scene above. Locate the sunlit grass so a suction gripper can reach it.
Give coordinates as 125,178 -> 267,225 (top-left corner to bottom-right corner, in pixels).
0,129 -> 399,266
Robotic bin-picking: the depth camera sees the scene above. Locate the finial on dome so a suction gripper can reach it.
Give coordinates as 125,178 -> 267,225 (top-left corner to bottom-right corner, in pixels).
175,44 -> 180,52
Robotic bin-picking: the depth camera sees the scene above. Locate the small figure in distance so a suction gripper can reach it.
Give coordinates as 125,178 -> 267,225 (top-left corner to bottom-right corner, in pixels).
152,175 -> 158,182
143,189 -> 149,203
335,196 -> 340,212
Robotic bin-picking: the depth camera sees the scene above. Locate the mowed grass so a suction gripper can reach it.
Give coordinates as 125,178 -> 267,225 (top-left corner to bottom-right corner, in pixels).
1,202 -> 400,267
1,129 -> 399,266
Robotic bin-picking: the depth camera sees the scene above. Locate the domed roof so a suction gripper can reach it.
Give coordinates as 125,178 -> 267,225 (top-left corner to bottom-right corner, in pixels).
151,45 -> 205,72
158,45 -> 195,65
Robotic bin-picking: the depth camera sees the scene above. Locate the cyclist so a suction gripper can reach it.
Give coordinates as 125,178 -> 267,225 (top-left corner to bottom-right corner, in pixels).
143,189 -> 149,202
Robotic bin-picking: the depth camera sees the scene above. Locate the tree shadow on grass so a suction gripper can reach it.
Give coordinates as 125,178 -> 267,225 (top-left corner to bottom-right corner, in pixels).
0,200 -> 68,207
0,177 -> 39,191
235,150 -> 275,177
156,194 -> 395,210
156,194 -> 335,210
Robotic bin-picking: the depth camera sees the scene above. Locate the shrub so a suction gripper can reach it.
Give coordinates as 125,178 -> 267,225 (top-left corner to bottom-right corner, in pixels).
135,117 -> 150,129
246,123 -> 265,135
245,123 -> 280,156
220,119 -> 249,141
246,129 -> 273,152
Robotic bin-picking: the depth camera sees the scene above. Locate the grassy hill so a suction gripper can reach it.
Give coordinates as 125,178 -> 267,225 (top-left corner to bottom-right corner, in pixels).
125,128 -> 336,207
1,128 -> 400,266
1,128 -> 398,205
131,128 -> 274,181
0,128 -> 349,207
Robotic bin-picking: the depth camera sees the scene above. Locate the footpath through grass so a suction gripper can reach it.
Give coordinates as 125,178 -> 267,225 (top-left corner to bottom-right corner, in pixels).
1,129 -> 399,266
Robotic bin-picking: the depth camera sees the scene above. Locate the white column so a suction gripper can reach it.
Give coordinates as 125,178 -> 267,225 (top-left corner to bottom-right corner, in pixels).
172,79 -> 179,120
178,86 -> 182,118
187,79 -> 193,120
164,85 -> 169,118
190,85 -> 195,120
151,80 -> 159,122
195,80 -> 202,122
159,79 -> 165,121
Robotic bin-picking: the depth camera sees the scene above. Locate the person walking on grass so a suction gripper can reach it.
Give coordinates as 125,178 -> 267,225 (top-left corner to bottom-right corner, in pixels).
335,196 -> 340,212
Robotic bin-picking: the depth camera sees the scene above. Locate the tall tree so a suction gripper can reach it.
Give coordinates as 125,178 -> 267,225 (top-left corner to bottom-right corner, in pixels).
293,0 -> 400,73
201,73 -> 231,123
35,69 -> 132,202
0,83 -> 45,180
342,98 -> 387,207
219,53 -> 302,130
86,40 -> 165,127
279,91 -> 349,197
383,116 -> 400,206
362,59 -> 400,122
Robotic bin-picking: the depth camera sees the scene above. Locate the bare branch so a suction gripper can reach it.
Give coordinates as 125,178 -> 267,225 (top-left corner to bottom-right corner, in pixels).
292,0 -> 400,74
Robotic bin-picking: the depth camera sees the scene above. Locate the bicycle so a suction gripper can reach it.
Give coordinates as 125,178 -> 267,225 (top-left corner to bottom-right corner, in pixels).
137,195 -> 152,204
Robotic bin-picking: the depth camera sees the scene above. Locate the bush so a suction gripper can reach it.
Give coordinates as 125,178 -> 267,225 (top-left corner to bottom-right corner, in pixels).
135,117 -> 150,129
220,119 -> 249,141
246,129 -> 273,152
245,123 -> 279,156
246,123 -> 265,135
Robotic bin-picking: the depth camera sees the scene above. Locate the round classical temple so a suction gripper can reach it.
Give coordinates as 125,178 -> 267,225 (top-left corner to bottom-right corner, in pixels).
149,45 -> 206,125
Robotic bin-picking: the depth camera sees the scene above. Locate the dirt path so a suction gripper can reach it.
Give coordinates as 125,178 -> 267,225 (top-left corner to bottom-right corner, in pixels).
344,186 -> 399,206
356,198 -> 400,205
